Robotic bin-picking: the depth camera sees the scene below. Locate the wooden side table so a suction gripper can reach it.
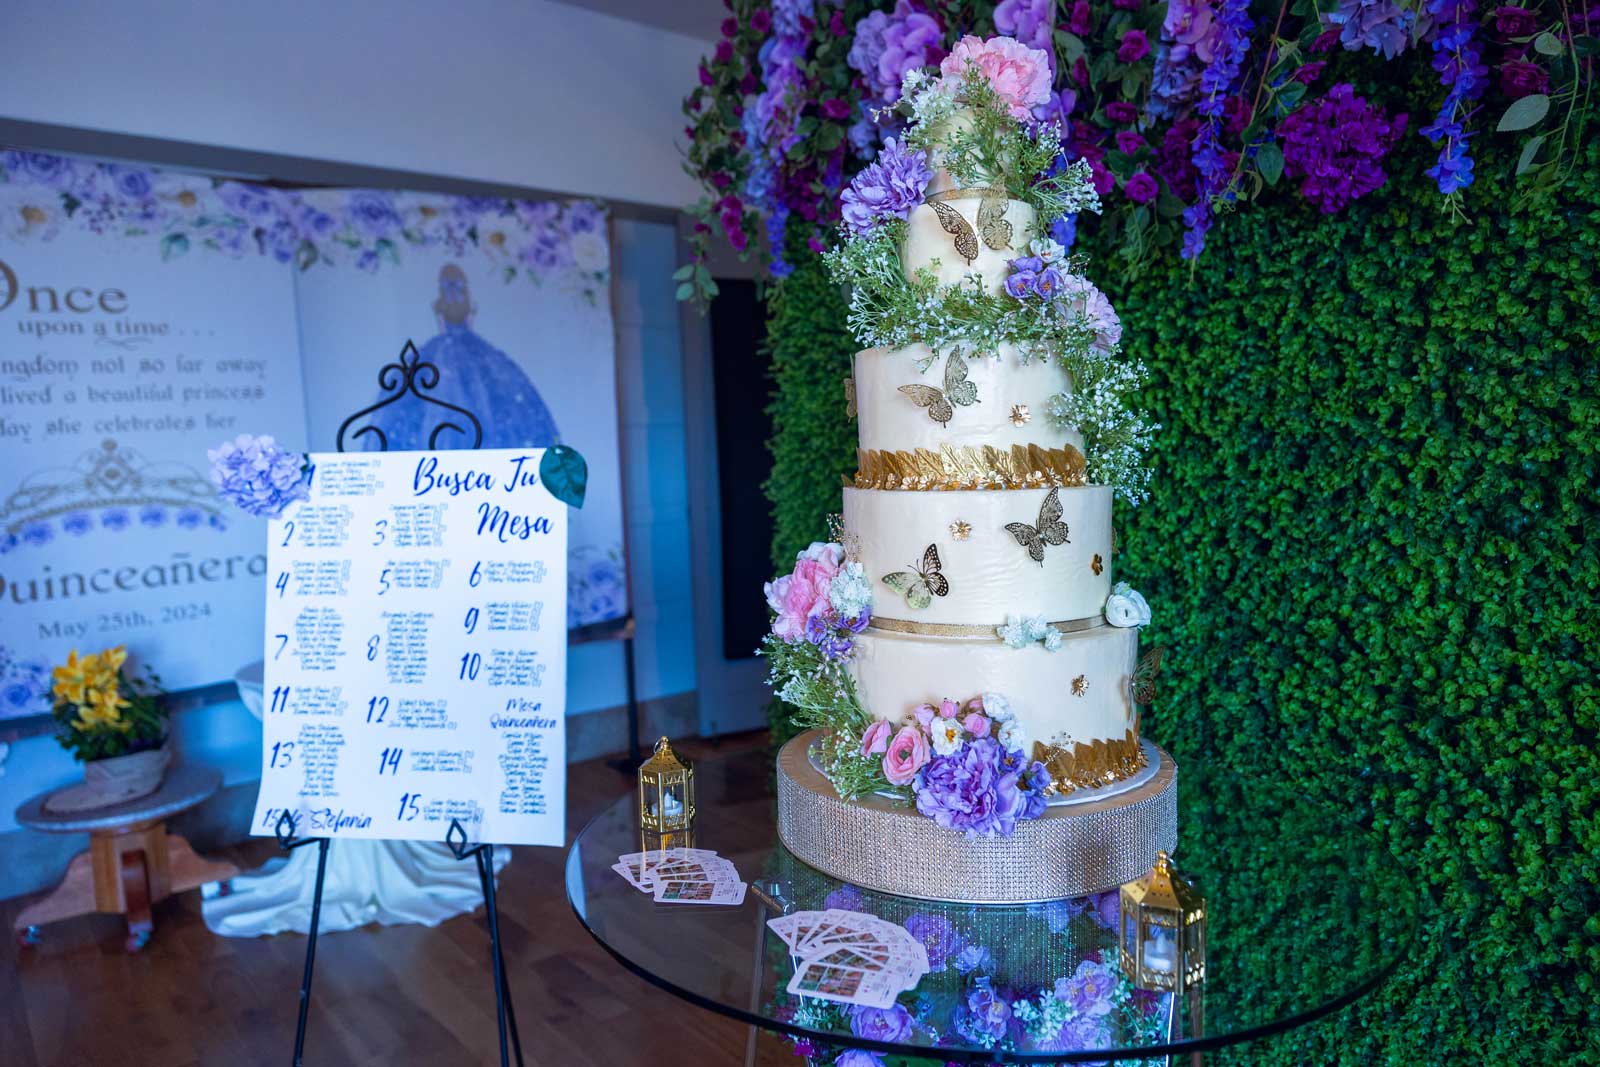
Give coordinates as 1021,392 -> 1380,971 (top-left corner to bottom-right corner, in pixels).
13,764 -> 239,952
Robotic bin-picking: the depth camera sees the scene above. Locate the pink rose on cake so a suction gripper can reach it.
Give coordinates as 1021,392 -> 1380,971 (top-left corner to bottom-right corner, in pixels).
939,36 -> 1052,120
764,542 -> 845,640
860,718 -> 894,757
882,724 -> 930,785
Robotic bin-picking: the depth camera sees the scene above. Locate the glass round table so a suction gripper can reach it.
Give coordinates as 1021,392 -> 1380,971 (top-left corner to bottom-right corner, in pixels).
565,748 -> 1413,1064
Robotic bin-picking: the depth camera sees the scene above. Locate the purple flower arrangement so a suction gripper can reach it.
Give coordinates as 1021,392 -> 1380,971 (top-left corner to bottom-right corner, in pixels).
1278,84 -> 1409,213
207,434 -> 312,520
764,542 -> 873,661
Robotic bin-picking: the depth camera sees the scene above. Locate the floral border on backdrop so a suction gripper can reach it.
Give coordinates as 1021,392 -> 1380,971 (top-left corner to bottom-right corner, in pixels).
0,149 -> 610,302
680,0 -> 1595,290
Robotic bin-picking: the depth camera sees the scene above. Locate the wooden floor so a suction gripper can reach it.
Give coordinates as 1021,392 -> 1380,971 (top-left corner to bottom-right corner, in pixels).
0,732 -> 796,1067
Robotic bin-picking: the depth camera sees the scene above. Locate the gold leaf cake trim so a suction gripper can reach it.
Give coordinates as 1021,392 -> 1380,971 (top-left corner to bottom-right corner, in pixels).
849,443 -> 1088,491
1032,731 -> 1147,796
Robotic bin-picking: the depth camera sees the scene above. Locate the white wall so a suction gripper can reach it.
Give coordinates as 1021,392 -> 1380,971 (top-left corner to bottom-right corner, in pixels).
0,0 -> 707,210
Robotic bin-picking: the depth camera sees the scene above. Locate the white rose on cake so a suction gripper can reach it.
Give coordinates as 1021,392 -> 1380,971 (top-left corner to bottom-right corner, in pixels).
929,717 -> 965,756
996,717 -> 1028,753
1104,582 -> 1152,627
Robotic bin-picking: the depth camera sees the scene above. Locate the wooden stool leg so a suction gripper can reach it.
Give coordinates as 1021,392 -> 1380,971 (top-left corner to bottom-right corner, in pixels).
119,849 -> 152,953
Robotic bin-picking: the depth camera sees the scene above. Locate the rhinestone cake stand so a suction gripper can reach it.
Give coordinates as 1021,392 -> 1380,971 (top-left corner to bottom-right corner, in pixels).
776,729 -> 1179,904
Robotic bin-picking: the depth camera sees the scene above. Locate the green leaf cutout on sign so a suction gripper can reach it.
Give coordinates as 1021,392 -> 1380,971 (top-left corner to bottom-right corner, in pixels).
160,233 -> 190,261
1497,94 -> 1550,132
539,445 -> 588,509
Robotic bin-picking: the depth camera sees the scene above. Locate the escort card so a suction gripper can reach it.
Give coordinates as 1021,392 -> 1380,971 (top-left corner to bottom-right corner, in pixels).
250,448 -> 568,846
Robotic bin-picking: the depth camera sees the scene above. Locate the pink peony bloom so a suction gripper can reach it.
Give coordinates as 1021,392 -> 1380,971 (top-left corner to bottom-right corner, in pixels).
765,543 -> 843,640
939,697 -> 961,719
883,725 -> 931,785
913,703 -> 938,729
861,718 -> 894,756
963,712 -> 992,737
939,35 -> 1053,120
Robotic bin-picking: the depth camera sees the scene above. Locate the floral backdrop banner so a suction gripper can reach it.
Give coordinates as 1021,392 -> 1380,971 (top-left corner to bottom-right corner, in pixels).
0,149 -> 625,722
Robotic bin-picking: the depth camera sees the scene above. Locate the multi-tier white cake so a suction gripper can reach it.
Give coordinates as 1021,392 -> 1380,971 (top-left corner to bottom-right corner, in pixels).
766,36 -> 1173,902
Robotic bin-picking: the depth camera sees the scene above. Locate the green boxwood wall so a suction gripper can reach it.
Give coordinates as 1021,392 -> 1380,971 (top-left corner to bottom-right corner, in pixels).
761,137 -> 1600,1062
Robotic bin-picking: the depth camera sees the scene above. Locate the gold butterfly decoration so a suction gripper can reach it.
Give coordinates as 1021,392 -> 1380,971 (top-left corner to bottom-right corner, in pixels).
1131,645 -> 1164,706
929,201 -> 980,265
845,376 -> 857,419
1005,486 -> 1070,565
976,195 -> 1013,251
898,352 -> 978,427
881,543 -> 948,610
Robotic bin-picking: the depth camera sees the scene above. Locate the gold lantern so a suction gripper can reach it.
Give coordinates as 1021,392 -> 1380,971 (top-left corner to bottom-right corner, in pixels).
1119,851 -> 1207,994
638,737 -> 695,841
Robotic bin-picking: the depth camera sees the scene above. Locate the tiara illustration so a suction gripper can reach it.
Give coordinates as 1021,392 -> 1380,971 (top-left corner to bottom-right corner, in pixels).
0,438 -> 225,553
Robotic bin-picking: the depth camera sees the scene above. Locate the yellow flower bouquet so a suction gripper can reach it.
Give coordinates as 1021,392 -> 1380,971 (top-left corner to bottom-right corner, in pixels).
50,646 -> 166,763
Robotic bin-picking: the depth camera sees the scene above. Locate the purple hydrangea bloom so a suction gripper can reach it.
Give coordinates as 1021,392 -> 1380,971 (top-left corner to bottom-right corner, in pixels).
952,942 -> 993,974
903,912 -> 965,971
995,0 -> 1056,53
824,884 -> 867,912
849,1003 -> 914,1043
833,1051 -> 884,1067
848,1 -> 946,107
840,138 -> 932,236
1092,887 -> 1121,928
1325,0 -> 1415,58
1278,83 -> 1407,213
208,434 -> 312,520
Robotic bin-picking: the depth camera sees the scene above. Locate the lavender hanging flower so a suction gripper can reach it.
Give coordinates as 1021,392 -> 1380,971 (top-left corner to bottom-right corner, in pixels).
1421,0 -> 1488,195
840,138 -> 933,236
1183,0 -> 1253,258
208,434 -> 312,519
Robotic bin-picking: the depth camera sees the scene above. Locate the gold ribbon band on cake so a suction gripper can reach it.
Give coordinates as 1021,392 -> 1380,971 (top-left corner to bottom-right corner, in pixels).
923,185 -> 1008,203
869,615 -> 1106,637
849,443 -> 1088,491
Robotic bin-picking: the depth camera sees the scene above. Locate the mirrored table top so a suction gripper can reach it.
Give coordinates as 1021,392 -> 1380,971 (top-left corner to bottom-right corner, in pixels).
566,748 -> 1413,1063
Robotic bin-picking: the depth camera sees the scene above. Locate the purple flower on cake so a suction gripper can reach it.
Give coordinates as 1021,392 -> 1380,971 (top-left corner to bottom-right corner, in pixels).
848,1003 -> 915,1043
1057,959 -> 1120,1017
848,1 -> 946,108
207,434 -> 312,520
915,736 -> 1008,836
883,724 -> 931,785
840,138 -> 933,236
1056,275 -> 1123,354
1004,254 -> 1044,301
904,912 -> 964,971
939,36 -> 1053,120
962,710 -> 991,737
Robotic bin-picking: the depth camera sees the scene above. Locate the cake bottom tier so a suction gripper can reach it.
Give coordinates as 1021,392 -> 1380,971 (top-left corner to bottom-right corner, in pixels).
849,623 -> 1140,758
776,730 -> 1178,903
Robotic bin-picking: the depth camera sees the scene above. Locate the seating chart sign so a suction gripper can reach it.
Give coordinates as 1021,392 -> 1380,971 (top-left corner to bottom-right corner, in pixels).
250,448 -> 568,846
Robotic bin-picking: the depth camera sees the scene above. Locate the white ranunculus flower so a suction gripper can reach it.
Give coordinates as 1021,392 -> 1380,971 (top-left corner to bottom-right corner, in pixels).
1029,236 -> 1066,264
570,230 -> 609,274
930,717 -> 965,756
981,692 -> 1013,721
798,541 -> 846,567
1105,582 -> 1152,627
997,717 -> 1027,753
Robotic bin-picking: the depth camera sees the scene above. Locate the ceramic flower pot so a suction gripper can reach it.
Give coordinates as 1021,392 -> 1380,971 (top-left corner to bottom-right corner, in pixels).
80,744 -> 170,807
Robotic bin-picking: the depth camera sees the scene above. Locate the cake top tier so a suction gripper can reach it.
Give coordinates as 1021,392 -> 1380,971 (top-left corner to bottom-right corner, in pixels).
824,35 -> 1156,506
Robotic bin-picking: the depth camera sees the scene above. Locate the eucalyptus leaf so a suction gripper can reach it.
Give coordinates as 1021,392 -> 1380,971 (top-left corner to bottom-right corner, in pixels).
1497,94 -> 1550,132
538,445 -> 588,509
1256,141 -> 1286,186
676,282 -> 694,301
1515,134 -> 1546,176
1533,31 -> 1563,55
673,264 -> 694,281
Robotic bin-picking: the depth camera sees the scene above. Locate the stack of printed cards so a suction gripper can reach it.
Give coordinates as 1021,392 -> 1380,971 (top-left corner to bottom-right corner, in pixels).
612,847 -> 747,906
767,909 -> 929,1009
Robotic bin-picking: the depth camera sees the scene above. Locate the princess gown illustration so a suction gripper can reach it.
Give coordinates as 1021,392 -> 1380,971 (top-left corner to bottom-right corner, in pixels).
364,264 -> 560,450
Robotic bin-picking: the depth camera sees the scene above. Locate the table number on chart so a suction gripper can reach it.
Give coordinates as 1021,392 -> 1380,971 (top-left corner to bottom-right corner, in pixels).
250,449 -> 569,847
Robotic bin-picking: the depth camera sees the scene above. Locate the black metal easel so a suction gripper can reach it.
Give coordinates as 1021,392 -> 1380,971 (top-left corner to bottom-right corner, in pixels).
274,339 -> 523,1066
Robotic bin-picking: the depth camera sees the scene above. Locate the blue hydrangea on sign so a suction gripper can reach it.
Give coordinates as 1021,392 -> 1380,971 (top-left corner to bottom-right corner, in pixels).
539,445 -> 587,509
